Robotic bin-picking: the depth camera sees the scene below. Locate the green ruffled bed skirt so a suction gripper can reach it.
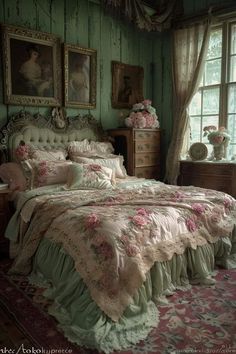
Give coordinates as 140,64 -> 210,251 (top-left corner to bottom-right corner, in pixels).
29,230 -> 236,353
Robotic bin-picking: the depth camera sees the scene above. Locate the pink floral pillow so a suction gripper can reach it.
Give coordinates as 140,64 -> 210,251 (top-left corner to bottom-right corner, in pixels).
21,159 -> 72,189
0,162 -> 27,191
66,163 -> 115,190
15,142 -> 67,162
72,155 -> 127,178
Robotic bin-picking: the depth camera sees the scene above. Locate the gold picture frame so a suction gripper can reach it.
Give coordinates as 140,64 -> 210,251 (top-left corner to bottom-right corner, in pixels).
1,24 -> 62,107
112,61 -> 144,109
64,44 -> 97,109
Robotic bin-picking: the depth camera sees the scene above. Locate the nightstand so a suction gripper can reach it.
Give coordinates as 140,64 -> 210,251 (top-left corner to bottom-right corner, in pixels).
0,188 -> 11,258
107,128 -> 161,179
179,161 -> 236,198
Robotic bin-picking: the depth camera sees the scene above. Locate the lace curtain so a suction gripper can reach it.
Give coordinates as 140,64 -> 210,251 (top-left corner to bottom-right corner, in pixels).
101,0 -> 181,32
165,19 -> 211,184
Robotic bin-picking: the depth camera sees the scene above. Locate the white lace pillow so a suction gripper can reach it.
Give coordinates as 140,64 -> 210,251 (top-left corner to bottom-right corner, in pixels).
67,139 -> 91,157
90,141 -> 114,155
66,163 -> 115,190
68,140 -> 114,159
72,155 -> 127,178
30,148 -> 67,161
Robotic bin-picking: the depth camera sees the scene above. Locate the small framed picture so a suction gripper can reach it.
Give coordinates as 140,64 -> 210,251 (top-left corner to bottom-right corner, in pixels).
1,24 -> 62,106
64,44 -> 97,109
112,61 -> 144,108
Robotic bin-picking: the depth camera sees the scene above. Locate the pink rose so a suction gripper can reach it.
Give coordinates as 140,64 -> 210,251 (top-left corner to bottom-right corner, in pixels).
125,117 -> 133,127
85,213 -> 100,229
132,214 -> 148,227
142,99 -> 152,106
224,198 -> 233,209
185,218 -> 197,232
15,144 -> 30,161
88,164 -> 102,172
125,244 -> 139,257
136,208 -> 150,216
192,203 -> 206,214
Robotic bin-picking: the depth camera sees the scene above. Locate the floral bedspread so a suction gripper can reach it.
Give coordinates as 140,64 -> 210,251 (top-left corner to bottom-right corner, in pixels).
9,183 -> 236,321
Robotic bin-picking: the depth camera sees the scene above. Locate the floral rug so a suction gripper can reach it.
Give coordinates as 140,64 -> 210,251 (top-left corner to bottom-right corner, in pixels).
0,259 -> 236,354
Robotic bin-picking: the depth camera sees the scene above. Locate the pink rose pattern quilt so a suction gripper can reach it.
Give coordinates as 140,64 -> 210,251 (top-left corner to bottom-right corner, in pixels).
9,183 -> 236,322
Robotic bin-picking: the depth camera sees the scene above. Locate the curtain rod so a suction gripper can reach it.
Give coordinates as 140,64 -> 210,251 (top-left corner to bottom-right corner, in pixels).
172,2 -> 236,28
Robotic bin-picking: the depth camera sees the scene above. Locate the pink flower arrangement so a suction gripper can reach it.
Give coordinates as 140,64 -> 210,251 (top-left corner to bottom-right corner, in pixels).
125,99 -> 160,129
203,126 -> 230,146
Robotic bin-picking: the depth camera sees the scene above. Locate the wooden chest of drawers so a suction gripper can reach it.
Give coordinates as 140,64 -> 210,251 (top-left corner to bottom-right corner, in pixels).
179,161 -> 236,198
107,128 -> 161,179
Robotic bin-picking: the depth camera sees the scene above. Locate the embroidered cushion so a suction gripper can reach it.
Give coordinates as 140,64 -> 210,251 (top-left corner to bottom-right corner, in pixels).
21,159 -> 72,189
72,155 -> 127,178
66,163 -> 115,190
15,143 -> 67,162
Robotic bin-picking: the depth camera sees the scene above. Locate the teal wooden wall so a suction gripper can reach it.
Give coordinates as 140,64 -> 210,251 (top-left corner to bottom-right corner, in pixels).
0,0 -> 155,131
0,0 -> 232,166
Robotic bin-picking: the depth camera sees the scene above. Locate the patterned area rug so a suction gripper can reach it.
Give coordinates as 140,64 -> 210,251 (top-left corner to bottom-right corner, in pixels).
0,259 -> 236,354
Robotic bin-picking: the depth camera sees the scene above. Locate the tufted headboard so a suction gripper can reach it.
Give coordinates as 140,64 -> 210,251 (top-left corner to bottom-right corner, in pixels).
0,110 -> 105,162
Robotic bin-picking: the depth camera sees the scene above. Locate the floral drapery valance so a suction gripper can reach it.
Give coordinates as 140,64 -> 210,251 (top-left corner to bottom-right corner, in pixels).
101,0 -> 182,32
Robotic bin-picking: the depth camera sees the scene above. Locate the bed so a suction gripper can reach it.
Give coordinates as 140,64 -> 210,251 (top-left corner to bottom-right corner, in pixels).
0,110 -> 236,353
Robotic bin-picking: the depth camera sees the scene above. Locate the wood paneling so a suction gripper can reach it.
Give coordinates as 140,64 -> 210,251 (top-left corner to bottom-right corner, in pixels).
0,0 -> 232,155
0,0 -> 154,132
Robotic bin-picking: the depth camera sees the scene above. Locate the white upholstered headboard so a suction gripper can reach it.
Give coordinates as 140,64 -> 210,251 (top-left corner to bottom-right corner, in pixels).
0,110 -> 105,162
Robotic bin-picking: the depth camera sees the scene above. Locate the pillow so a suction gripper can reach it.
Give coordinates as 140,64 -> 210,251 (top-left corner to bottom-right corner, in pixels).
66,163 -> 115,190
90,141 -> 114,155
72,155 -> 127,178
67,139 -> 91,156
30,148 -> 67,161
15,142 -> 67,162
68,140 -> 114,159
0,162 -> 27,191
21,159 -> 72,189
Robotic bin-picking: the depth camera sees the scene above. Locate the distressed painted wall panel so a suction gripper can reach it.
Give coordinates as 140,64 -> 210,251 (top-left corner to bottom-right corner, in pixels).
99,11 -> 113,128
0,0 -> 234,166
139,32 -> 153,101
87,1 -> 101,122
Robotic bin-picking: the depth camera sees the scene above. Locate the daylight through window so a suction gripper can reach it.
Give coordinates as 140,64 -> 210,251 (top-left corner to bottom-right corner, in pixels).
188,20 -> 236,159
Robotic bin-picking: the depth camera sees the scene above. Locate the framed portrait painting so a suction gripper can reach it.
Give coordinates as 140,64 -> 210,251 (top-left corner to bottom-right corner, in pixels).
64,44 -> 97,109
1,24 -> 61,107
112,61 -> 144,109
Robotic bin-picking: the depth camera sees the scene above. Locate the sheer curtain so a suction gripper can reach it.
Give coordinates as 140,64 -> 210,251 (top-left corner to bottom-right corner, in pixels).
165,19 -> 211,184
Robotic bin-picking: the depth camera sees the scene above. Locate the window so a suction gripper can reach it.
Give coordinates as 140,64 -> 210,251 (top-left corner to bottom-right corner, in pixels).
188,21 -> 236,159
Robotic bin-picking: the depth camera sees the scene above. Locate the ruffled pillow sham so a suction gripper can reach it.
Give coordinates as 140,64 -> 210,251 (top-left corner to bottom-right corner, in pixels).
67,140 -> 114,159
15,143 -> 67,162
21,159 -> 72,189
0,162 -> 27,191
72,155 -> 127,178
66,163 -> 115,190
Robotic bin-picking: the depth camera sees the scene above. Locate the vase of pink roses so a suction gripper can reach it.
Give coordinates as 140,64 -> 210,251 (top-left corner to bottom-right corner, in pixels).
203,125 -> 230,160
124,99 -> 160,129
